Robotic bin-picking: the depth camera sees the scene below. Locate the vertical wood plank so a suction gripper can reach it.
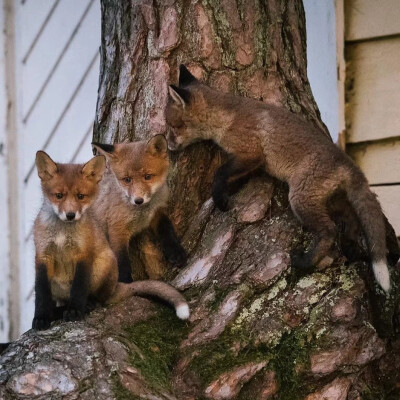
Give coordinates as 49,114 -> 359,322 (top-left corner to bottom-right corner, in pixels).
0,0 -> 10,342
4,0 -> 21,340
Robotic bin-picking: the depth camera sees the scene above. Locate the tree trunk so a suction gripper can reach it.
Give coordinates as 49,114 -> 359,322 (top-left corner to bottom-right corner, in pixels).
1,1 -> 400,399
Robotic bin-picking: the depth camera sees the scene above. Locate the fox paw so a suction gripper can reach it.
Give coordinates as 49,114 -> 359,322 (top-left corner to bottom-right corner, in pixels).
290,248 -> 314,271
213,192 -> 231,212
32,316 -> 52,331
63,308 -> 85,322
165,245 -> 188,267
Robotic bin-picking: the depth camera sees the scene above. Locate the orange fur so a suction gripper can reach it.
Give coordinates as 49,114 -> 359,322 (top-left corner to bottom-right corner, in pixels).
32,151 -> 189,330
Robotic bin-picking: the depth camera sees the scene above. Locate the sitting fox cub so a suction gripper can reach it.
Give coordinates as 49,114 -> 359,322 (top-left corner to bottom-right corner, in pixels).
33,151 -> 189,330
92,135 -> 187,283
165,65 -> 392,293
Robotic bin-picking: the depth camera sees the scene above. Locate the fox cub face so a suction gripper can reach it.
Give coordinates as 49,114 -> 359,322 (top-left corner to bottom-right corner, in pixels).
165,65 -> 210,151
93,135 -> 169,205
36,151 -> 106,221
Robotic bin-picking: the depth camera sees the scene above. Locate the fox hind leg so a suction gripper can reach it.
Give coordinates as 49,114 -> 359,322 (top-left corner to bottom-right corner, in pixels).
290,190 -> 337,270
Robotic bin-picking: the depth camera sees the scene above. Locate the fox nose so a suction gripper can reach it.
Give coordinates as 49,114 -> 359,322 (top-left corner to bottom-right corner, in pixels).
134,197 -> 144,205
66,212 -> 76,221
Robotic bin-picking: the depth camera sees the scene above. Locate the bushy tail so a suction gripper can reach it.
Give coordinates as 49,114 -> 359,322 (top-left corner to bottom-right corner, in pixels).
345,171 -> 390,292
108,280 -> 190,320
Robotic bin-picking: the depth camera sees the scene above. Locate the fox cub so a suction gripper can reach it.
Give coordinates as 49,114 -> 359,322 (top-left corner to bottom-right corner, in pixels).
165,65 -> 393,293
91,135 -> 187,283
32,151 -> 189,330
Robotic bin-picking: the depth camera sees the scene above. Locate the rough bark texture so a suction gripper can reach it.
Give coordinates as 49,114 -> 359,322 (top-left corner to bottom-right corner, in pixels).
1,1 -> 400,399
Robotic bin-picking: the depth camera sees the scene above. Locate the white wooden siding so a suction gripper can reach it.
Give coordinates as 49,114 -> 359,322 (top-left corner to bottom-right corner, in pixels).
0,1 -> 11,343
372,186 -> 400,235
348,140 -> 400,185
15,0 -> 100,336
345,0 -> 400,42
346,38 -> 400,144
345,0 -> 400,236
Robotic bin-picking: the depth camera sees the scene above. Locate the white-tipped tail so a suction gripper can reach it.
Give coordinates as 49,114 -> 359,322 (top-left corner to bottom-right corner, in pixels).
176,303 -> 190,320
373,260 -> 391,293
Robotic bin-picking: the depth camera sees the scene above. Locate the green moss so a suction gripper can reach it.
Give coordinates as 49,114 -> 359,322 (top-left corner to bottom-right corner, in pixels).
362,383 -> 400,400
270,333 -> 311,400
123,307 -> 189,391
77,378 -> 92,394
189,330 -> 269,386
112,373 -> 141,400
209,286 -> 233,312
188,320 -> 314,399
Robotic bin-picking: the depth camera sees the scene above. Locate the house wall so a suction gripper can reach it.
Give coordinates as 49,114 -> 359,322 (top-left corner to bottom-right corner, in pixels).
0,0 -> 11,343
345,0 -> 400,235
18,0 -> 101,335
0,0 -> 101,339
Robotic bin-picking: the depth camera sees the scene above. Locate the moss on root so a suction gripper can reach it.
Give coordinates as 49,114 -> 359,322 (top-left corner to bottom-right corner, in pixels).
189,331 -> 270,386
270,332 -> 312,400
123,307 -> 189,391
188,317 -> 313,399
361,382 -> 400,400
112,373 -> 141,400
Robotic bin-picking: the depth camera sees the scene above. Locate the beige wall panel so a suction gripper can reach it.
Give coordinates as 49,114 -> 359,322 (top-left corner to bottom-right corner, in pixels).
348,139 -> 400,185
346,38 -> 400,143
372,186 -> 400,236
345,0 -> 400,41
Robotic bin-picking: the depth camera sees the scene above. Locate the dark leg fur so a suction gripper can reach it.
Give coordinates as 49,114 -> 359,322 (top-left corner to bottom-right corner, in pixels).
290,192 -> 336,270
117,246 -> 133,283
32,263 -> 55,330
384,214 -> 400,266
64,261 -> 91,321
156,214 -> 187,267
213,157 -> 257,211
0,343 -> 10,354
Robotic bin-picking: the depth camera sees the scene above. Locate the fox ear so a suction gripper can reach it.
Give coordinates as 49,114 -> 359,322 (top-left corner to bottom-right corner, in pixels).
168,85 -> 190,108
146,134 -> 168,156
92,142 -> 116,158
179,64 -> 198,86
35,151 -> 58,181
81,155 -> 106,182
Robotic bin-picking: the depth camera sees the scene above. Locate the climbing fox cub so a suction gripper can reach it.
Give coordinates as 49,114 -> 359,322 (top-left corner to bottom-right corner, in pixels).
32,151 -> 189,330
165,64 -> 393,293
91,135 -> 187,283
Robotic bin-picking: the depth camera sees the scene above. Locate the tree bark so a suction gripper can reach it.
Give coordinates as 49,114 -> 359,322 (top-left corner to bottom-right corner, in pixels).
1,1 -> 400,399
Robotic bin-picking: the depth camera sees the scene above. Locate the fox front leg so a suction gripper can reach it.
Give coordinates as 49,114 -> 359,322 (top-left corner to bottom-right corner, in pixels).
154,213 -> 187,267
115,245 -> 134,283
32,262 -> 56,330
64,261 -> 91,321
212,157 -> 260,211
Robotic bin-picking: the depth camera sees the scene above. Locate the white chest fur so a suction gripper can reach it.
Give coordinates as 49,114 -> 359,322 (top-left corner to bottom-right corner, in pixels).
54,232 -> 67,247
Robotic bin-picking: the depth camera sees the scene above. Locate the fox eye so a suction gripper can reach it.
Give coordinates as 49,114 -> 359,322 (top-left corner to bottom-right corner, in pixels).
55,193 -> 63,199
77,194 -> 85,200
144,174 -> 152,180
123,177 -> 132,183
